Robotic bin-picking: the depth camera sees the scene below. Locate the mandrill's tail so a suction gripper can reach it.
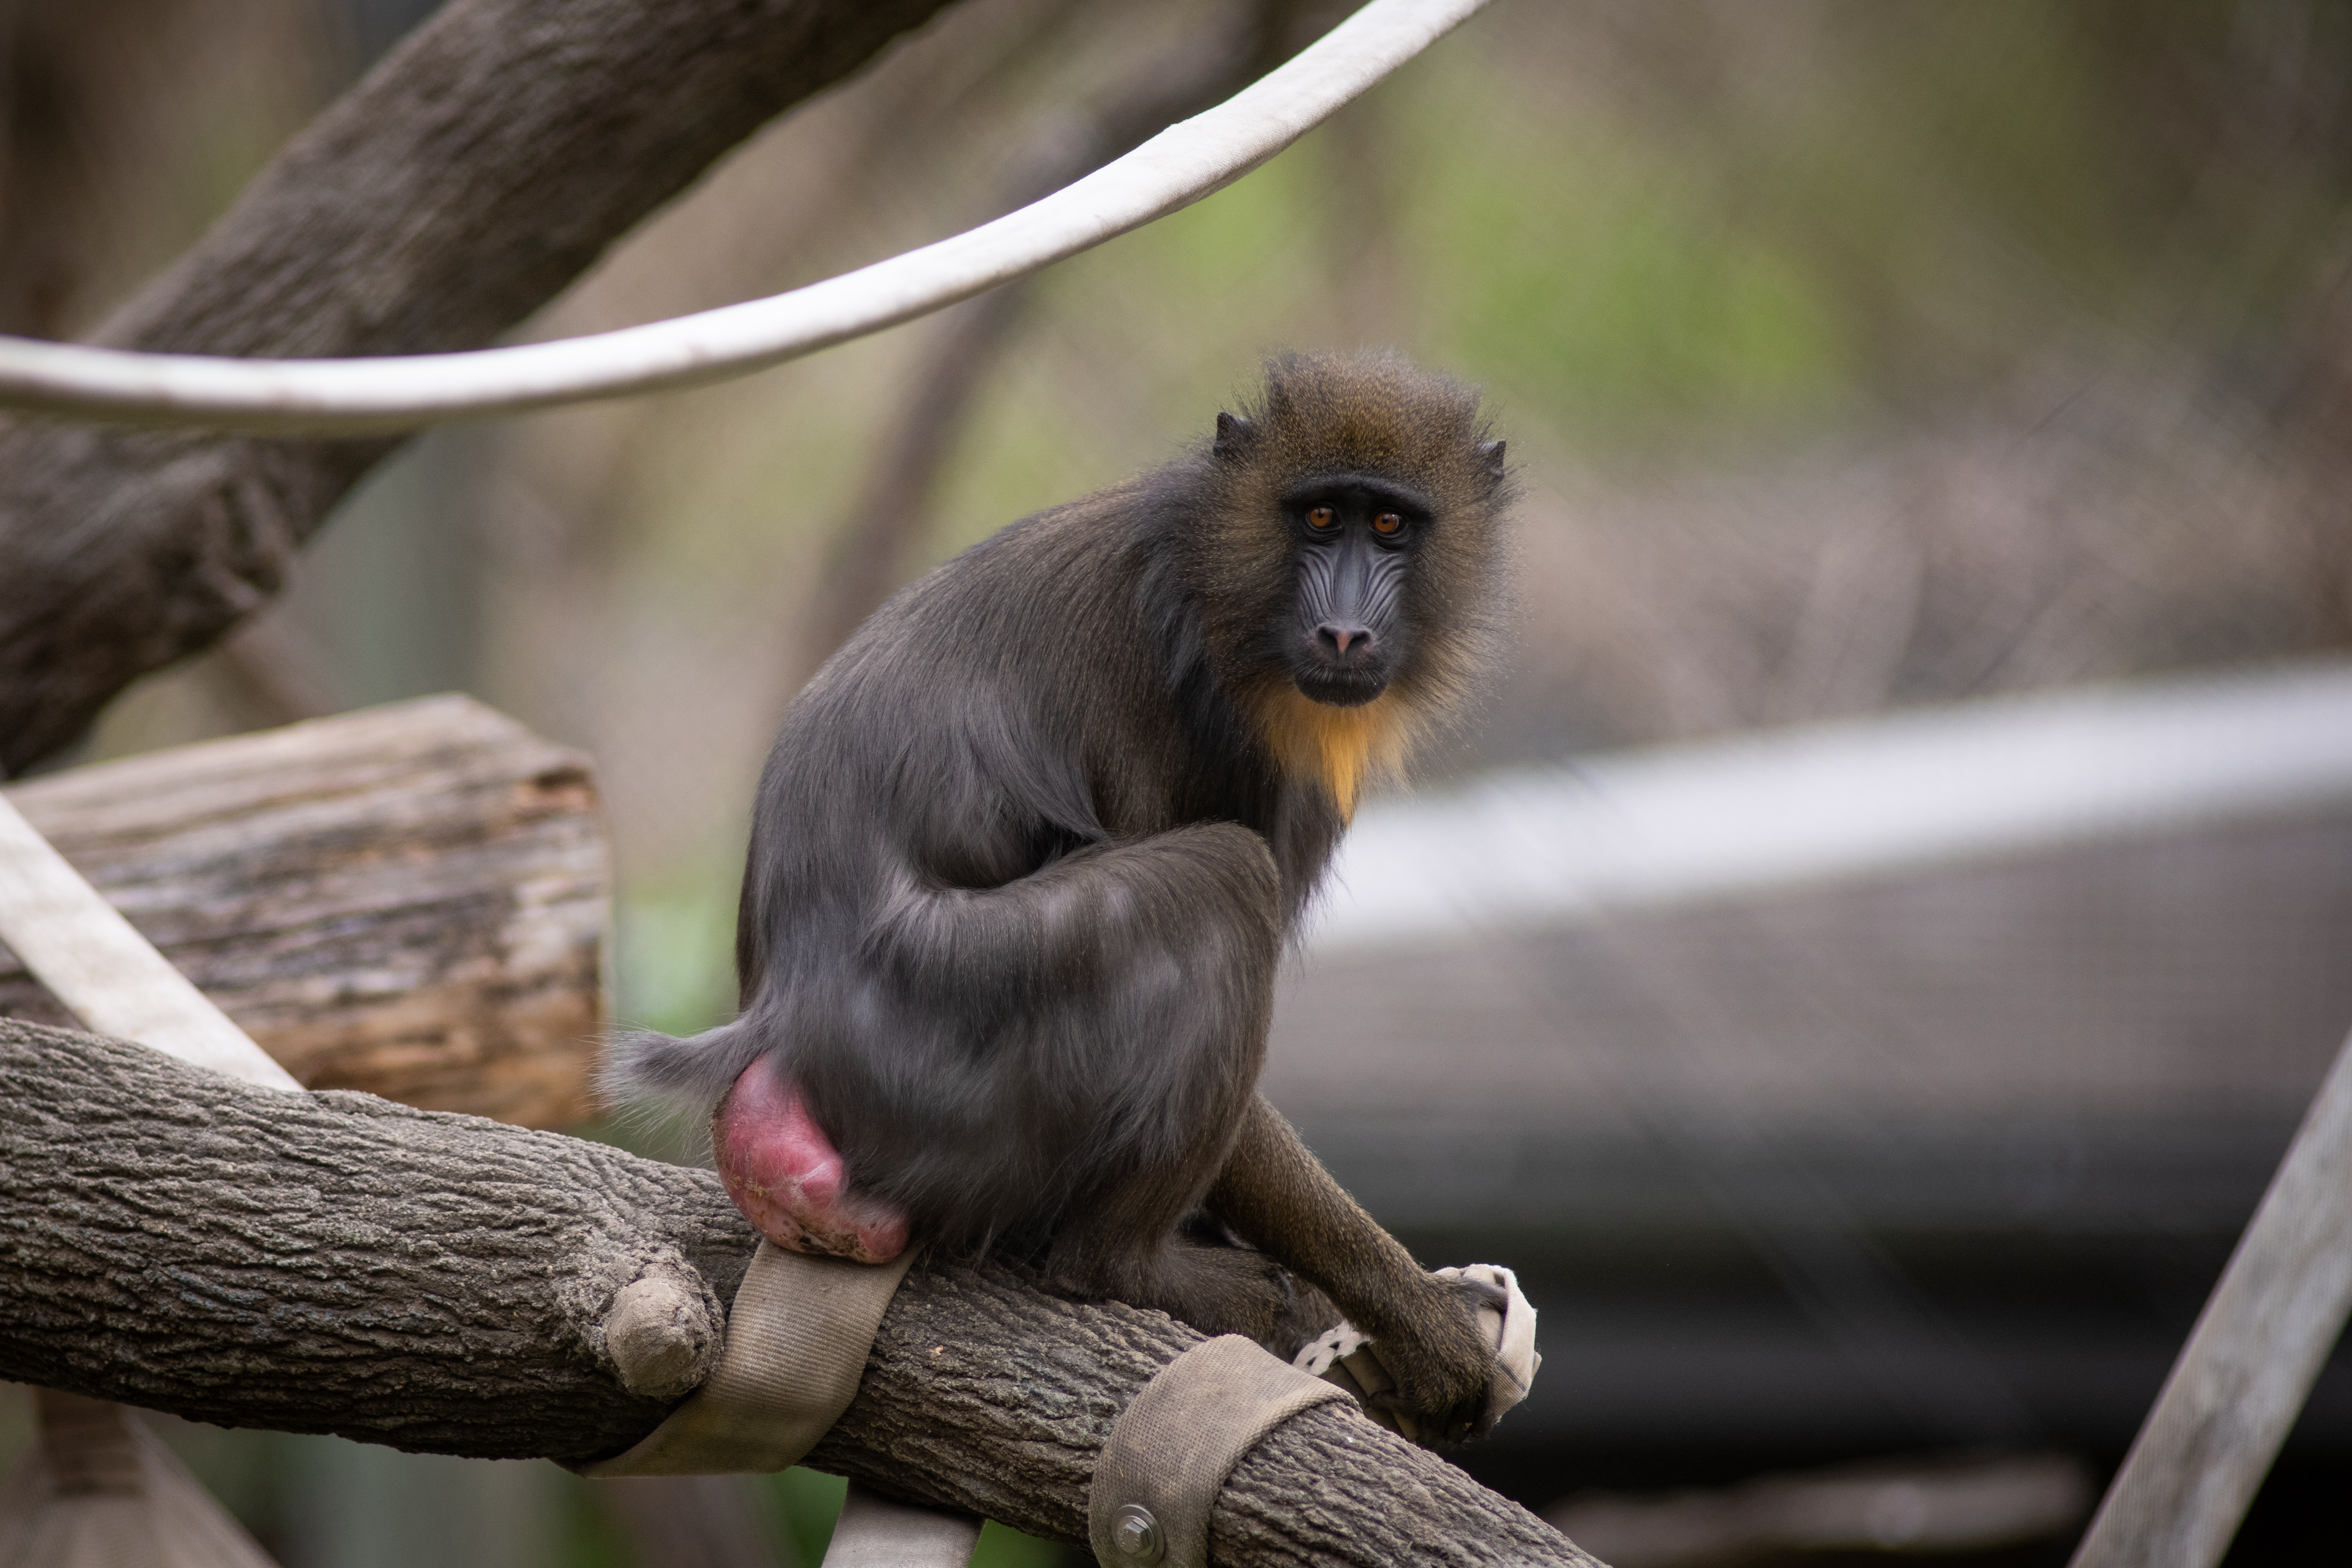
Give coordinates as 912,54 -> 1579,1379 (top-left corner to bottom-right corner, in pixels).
598,1019 -> 770,1119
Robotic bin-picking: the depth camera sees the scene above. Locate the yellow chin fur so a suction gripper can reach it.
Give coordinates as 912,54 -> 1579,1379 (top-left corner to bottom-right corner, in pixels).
1250,687 -> 1414,820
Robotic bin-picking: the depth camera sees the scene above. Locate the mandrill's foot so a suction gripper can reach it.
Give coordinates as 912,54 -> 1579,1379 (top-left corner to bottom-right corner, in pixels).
1044,1229 -> 1337,1358
714,1063 -> 909,1263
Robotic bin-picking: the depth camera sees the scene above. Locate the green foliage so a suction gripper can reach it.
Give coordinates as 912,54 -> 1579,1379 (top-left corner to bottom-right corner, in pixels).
614,881 -> 739,1040
972,1516 -> 1081,1567
764,1466 -> 849,1565
1416,144 -> 1851,439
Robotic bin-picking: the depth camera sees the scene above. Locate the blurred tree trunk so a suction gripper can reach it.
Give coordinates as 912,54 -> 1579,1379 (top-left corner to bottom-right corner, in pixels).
0,0 -> 336,341
0,0 -> 148,338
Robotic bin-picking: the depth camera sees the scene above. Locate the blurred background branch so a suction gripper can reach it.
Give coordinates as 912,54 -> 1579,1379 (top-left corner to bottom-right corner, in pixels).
791,0 -> 1320,679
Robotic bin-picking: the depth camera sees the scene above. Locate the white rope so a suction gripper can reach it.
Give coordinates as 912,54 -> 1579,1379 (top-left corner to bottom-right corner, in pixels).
0,792 -> 300,1090
0,0 -> 1487,436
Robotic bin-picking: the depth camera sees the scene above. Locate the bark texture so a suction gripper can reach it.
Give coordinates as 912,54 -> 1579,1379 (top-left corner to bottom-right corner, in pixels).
0,696 -> 606,1127
0,0 -> 959,772
0,1021 -> 1592,1567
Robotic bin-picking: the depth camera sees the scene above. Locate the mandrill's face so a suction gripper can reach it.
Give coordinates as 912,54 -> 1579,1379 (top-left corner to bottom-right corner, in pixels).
1280,474 -> 1429,707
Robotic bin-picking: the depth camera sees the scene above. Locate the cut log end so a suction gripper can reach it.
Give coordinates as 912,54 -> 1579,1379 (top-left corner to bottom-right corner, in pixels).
0,695 -> 609,1128
604,1274 -> 721,1402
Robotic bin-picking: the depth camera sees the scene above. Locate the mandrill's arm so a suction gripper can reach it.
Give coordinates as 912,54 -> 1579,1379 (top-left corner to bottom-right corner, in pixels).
1206,1094 -> 1503,1443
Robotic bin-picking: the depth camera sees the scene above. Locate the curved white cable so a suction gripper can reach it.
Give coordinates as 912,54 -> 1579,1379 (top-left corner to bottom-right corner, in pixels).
0,0 -> 1486,435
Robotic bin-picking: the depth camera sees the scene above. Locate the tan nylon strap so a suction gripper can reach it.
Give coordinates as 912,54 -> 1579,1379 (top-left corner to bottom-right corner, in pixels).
1089,1335 -> 1349,1568
575,1242 -> 914,1477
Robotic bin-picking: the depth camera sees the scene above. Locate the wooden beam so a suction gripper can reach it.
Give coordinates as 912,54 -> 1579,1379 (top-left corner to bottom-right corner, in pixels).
0,696 -> 606,1127
2068,1027 -> 2352,1568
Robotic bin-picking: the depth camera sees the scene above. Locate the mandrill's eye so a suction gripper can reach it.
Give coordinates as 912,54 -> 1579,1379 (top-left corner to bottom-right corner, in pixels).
1373,512 -> 1402,535
1307,505 -> 1336,529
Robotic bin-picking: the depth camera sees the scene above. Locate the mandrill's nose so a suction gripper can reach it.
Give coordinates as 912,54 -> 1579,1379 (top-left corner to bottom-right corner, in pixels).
1316,621 -> 1376,660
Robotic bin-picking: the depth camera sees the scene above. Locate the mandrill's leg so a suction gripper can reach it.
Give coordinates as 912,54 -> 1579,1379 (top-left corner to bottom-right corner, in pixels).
1038,1092 -> 1321,1348
1207,1094 -> 1501,1443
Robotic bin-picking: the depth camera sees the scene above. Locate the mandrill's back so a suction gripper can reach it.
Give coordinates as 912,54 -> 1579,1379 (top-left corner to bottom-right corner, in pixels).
748,475 -> 1190,917
711,472 -> 1285,1252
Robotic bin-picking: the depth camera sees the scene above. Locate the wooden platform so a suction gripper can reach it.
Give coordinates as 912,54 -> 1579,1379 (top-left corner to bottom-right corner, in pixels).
0,697 -> 608,1128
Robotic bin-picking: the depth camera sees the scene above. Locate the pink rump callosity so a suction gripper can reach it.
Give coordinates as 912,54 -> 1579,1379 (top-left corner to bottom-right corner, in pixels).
712,1062 -> 909,1264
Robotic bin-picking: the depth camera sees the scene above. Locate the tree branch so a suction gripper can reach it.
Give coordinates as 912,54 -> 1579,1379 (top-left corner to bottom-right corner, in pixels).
0,0 -> 957,772
0,1019 -> 1589,1566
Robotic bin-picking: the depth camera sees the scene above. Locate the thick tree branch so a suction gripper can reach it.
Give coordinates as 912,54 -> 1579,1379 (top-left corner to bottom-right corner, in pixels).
0,0 -> 956,772
0,1020 -> 1588,1566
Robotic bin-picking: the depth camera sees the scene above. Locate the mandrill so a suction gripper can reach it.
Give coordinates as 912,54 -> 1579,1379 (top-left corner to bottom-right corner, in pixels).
613,350 -> 1515,1441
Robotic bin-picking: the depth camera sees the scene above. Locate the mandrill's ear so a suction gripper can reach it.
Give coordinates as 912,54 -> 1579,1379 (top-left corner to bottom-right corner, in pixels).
1214,411 -> 1255,461
1479,439 -> 1507,480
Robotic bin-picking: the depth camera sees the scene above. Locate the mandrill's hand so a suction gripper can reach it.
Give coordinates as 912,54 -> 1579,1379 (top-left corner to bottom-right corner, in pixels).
1210,1097 -> 1516,1446
1356,1271 -> 1508,1447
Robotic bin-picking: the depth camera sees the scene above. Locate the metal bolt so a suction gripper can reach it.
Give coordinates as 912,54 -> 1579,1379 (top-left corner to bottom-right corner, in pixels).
1111,1503 -> 1164,1564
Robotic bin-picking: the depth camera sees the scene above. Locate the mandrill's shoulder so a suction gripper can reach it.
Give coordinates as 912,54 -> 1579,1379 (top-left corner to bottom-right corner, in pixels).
952,474 -> 1172,584
875,478 -> 1183,664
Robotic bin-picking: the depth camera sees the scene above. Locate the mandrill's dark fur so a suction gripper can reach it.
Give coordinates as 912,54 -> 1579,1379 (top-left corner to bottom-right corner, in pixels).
613,351 -> 1514,1439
